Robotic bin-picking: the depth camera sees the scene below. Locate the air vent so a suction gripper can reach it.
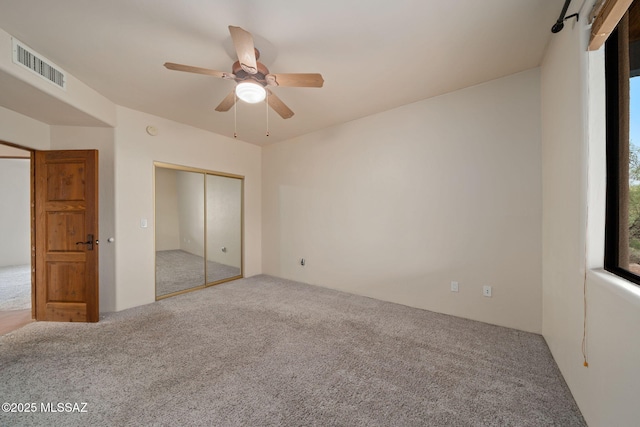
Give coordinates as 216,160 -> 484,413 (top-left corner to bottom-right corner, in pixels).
11,38 -> 66,90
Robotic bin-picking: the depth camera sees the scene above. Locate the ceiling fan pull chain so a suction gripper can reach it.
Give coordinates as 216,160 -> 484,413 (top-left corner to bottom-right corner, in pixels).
266,90 -> 270,137
233,91 -> 238,139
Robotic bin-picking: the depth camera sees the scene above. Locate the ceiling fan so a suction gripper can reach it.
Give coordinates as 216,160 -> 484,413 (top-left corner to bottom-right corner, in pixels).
164,25 -> 324,119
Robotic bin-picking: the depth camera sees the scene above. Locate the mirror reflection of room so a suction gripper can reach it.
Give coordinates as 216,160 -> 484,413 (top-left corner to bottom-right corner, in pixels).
155,164 -> 242,299
206,174 -> 242,283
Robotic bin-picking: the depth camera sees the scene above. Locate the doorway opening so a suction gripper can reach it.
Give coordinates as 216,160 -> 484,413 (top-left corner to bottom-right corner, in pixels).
0,142 -> 34,335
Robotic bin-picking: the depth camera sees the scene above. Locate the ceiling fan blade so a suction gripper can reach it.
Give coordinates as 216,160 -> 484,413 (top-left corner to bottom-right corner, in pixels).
266,89 -> 294,119
229,26 -> 258,75
215,90 -> 237,112
164,62 -> 235,79
266,73 -> 324,88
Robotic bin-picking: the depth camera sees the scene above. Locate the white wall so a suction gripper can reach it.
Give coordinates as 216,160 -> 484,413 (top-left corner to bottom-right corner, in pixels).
50,126 -> 117,313
0,105 -> 49,150
0,108 -> 48,276
114,106 -> 262,311
540,1 -> 640,425
0,159 -> 30,267
262,68 -> 542,333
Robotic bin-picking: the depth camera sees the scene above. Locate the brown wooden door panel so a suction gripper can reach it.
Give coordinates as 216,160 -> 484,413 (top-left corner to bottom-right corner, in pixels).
45,161 -> 87,201
44,303 -> 87,322
45,253 -> 86,262
46,211 -> 86,251
35,150 -> 99,322
47,263 -> 87,301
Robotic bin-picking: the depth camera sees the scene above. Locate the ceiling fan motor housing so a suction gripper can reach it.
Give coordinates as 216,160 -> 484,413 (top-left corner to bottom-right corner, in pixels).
232,60 -> 269,86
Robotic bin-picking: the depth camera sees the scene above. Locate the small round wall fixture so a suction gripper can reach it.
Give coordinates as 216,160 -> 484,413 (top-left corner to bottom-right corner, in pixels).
146,125 -> 158,136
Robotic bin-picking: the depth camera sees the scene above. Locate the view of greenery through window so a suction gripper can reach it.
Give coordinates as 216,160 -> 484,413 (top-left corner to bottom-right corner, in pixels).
629,143 -> 640,268
628,77 -> 640,273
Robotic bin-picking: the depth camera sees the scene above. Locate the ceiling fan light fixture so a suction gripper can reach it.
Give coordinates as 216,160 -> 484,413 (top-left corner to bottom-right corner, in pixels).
235,81 -> 266,103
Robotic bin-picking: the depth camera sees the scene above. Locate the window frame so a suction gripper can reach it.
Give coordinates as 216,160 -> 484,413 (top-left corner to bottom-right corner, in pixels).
604,17 -> 640,286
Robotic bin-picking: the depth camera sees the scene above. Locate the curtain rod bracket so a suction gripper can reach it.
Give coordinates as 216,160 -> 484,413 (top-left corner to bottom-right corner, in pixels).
551,0 -> 579,33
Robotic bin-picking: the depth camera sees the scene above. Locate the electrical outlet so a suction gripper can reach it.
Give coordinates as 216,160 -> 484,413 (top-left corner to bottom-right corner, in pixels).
450,281 -> 459,292
483,285 -> 492,297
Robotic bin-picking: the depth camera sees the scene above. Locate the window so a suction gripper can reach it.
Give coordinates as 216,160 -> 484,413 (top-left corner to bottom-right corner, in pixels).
605,1 -> 640,284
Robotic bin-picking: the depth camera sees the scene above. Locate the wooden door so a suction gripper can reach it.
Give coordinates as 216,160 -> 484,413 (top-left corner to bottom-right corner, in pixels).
34,150 -> 99,322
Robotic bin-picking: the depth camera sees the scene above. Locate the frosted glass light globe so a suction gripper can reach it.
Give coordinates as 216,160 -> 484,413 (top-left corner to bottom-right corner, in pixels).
235,81 -> 266,103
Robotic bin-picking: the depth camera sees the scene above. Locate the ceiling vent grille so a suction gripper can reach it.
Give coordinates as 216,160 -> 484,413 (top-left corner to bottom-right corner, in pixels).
11,38 -> 66,90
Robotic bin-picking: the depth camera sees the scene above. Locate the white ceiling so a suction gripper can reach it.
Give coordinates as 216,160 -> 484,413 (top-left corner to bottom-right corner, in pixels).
0,0 -> 564,146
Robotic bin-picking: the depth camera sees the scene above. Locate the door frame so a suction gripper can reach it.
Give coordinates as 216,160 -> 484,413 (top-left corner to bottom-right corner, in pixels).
0,140 -> 35,319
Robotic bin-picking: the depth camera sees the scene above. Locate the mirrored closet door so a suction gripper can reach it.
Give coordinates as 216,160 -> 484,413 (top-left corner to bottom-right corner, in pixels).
154,163 -> 243,299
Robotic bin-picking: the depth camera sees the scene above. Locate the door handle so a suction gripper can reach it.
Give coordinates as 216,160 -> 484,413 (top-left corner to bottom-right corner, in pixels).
75,234 -> 95,250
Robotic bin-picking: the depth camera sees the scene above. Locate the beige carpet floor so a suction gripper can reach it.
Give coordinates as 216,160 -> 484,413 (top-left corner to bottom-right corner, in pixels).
0,264 -> 31,311
0,275 -> 585,426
